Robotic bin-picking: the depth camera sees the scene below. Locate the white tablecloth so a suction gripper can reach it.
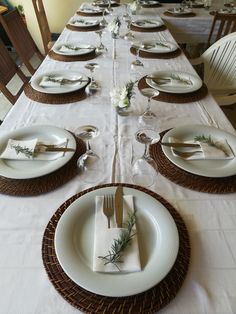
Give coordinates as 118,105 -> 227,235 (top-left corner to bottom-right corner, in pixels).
0,4 -> 236,314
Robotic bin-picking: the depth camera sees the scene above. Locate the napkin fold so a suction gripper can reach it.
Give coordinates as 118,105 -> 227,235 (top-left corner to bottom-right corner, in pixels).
71,19 -> 98,26
0,138 -> 68,161
93,195 -> 141,273
151,76 -> 193,88
39,76 -> 82,88
169,136 -> 235,160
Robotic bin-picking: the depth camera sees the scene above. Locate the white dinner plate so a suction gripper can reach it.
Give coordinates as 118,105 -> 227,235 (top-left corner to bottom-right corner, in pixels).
162,125 -> 236,177
69,18 -> 100,27
146,70 -> 202,94
140,40 -> 178,53
167,8 -> 193,15
0,125 -> 76,179
53,43 -> 95,56
132,19 -> 163,28
140,1 -> 159,6
31,70 -> 89,94
79,7 -> 103,13
93,0 -> 117,6
55,186 -> 179,297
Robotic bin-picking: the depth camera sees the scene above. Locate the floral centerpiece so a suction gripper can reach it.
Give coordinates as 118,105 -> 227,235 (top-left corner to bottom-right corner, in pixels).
107,16 -> 121,39
110,80 -> 136,115
129,0 -> 140,14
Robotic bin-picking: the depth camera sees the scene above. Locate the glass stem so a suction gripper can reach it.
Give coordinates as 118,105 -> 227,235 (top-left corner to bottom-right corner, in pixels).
143,143 -> 150,159
146,98 -> 151,112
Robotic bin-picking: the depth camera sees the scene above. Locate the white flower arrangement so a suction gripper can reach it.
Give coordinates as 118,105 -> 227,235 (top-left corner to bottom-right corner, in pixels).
110,81 -> 136,108
129,0 -> 139,13
107,16 -> 121,36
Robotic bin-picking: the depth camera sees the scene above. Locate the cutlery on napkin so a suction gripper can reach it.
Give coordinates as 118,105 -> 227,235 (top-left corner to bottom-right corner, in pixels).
0,138 -> 73,161
147,75 -> 193,87
59,45 -> 93,53
39,75 -> 87,88
93,194 -> 141,273
167,136 -> 235,160
72,19 -> 98,26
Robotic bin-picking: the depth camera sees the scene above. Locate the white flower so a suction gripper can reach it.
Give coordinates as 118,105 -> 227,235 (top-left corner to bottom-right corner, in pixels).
110,82 -> 135,108
129,1 -> 138,12
108,16 -> 121,35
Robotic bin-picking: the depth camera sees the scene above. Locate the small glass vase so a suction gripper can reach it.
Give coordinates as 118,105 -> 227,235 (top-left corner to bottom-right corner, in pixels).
116,103 -> 131,116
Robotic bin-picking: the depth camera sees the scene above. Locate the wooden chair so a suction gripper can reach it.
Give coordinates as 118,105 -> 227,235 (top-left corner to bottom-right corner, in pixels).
207,11 -> 236,48
0,9 -> 44,75
190,32 -> 236,106
32,0 -> 60,54
0,39 -> 29,104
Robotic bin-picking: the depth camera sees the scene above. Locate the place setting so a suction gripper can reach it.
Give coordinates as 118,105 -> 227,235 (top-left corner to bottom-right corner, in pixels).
130,18 -> 166,32
164,6 -> 196,17
150,124 -> 236,193
0,125 -> 86,196
77,4 -> 105,16
48,41 -> 97,62
66,17 -> 103,32
138,70 -> 208,103
92,0 -> 120,8
24,69 -> 91,104
139,0 -> 162,8
130,40 -> 182,59
42,183 -> 190,313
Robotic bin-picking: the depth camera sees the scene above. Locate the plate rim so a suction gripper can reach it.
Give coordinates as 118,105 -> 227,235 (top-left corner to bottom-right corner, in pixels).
132,19 -> 163,28
52,43 -> 95,56
54,185 -> 180,297
0,125 -> 76,179
140,40 -> 178,53
146,70 -> 202,94
161,124 -> 236,178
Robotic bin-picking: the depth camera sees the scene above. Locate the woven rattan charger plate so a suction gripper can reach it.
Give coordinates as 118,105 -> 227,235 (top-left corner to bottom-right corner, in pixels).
42,183 -> 190,314
130,47 -> 182,59
164,11 -> 196,17
48,50 -> 97,62
130,24 -> 166,32
138,76 -> 208,103
66,24 -> 103,32
24,79 -> 90,104
0,135 -> 86,196
150,130 -> 236,194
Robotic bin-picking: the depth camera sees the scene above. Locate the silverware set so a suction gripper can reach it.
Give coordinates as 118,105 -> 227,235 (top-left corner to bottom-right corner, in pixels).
103,186 -> 123,228
35,143 -> 75,153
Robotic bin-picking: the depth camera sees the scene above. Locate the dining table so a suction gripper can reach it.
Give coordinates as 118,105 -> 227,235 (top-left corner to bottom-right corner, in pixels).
0,2 -> 236,314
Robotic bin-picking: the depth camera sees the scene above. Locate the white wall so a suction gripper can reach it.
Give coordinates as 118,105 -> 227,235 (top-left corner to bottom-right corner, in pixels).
10,0 -> 83,53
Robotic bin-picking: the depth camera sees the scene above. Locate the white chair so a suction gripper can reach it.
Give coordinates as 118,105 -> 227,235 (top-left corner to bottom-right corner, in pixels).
190,32 -> 236,106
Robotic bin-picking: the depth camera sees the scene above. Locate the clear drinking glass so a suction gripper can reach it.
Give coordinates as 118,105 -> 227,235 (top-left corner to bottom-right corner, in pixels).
131,41 -> 144,67
138,88 -> 159,128
77,125 -> 104,183
131,129 -> 160,187
85,62 -> 100,91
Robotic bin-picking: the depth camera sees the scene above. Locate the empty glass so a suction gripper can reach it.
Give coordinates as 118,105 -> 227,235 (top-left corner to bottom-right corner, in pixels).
138,88 -> 159,128
95,30 -> 107,54
131,41 -> 144,67
131,129 -> 160,187
77,125 -> 104,183
85,62 -> 100,91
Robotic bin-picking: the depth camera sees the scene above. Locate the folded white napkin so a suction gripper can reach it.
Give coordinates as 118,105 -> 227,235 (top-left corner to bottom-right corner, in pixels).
0,138 -> 68,161
152,76 -> 193,88
169,136 -> 235,160
93,195 -> 141,273
59,45 -> 92,53
39,76 -> 82,88
71,19 -> 98,26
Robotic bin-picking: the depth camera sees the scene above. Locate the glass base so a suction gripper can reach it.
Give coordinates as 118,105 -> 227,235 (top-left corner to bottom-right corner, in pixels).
116,106 -> 132,116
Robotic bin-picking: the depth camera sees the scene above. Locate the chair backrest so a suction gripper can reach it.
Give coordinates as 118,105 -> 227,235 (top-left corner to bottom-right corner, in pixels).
32,0 -> 52,54
207,12 -> 236,48
0,39 -> 29,104
201,32 -> 236,90
0,9 -> 44,75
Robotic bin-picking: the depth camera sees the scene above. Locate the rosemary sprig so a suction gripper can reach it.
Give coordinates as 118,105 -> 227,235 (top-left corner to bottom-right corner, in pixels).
144,42 -> 171,50
170,74 -> 193,85
126,80 -> 136,100
11,144 -> 34,159
194,134 -> 230,156
98,210 -> 137,271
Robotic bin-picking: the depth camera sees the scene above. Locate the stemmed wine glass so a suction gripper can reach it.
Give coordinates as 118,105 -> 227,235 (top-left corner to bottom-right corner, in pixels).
123,14 -> 134,41
131,129 -> 160,187
138,88 -> 159,127
85,62 -> 100,91
77,125 -> 104,183
131,41 -> 144,67
100,9 -> 108,27
95,30 -> 107,54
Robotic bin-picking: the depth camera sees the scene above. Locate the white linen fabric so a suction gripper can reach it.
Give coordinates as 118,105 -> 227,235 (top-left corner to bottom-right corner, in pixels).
0,1 -> 236,313
0,138 -> 68,161
93,195 -> 141,273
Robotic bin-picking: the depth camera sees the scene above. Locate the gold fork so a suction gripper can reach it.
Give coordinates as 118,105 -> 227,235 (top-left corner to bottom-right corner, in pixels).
103,195 -> 114,228
173,149 -> 202,158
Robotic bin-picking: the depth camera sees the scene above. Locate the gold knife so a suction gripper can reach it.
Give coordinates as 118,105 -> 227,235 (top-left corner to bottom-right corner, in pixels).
161,142 -> 200,148
35,147 -> 75,153
115,186 -> 123,228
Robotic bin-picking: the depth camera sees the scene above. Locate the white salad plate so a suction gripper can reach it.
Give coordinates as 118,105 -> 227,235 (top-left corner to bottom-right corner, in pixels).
140,41 -> 178,53
53,43 -> 95,56
167,8 -> 193,15
132,19 -> 164,28
55,185 -> 179,297
69,18 -> 100,27
140,1 -> 160,6
31,70 -> 89,94
162,125 -> 236,178
0,125 -> 76,179
146,70 -> 202,94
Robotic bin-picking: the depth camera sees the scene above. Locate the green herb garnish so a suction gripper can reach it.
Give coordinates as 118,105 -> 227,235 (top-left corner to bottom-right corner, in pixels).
170,74 -> 193,85
98,210 -> 137,271
194,135 -> 230,156
11,144 -> 34,159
